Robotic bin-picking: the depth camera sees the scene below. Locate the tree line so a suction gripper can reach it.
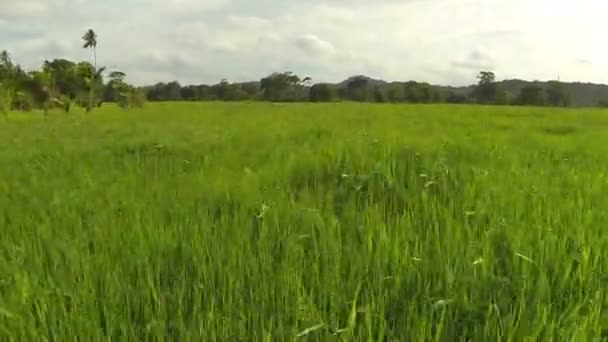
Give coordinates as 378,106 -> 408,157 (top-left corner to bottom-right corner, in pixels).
471,71 -> 572,107
145,74 -> 447,104
0,29 -> 584,118
143,71 -> 575,107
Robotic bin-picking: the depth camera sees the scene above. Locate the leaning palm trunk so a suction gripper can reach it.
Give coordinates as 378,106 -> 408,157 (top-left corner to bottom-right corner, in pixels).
87,70 -> 95,112
91,48 -> 96,112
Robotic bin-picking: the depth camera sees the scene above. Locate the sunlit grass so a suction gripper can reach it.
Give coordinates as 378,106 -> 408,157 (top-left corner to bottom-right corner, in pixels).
1,102 -> 608,340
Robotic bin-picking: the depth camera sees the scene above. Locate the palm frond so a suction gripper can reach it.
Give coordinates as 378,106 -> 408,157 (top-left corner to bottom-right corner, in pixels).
82,29 -> 97,49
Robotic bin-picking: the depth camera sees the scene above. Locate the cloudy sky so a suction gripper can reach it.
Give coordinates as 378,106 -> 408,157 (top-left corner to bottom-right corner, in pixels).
2,0 -> 607,86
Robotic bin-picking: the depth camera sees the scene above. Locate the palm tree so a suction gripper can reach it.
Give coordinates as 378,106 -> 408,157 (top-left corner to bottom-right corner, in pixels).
0,51 -> 15,119
82,29 -> 97,66
108,71 -> 126,81
0,83 -> 12,121
82,29 -> 98,112
0,50 -> 11,66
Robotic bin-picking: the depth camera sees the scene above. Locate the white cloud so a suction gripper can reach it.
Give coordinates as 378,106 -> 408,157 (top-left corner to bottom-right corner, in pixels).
1,0 -> 58,18
226,15 -> 272,30
209,41 -> 239,53
294,35 -> 336,57
148,0 -> 230,15
452,48 -> 496,71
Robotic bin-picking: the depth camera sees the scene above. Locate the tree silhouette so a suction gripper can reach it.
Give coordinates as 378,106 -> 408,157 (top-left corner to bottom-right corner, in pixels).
82,29 -> 98,112
0,50 -> 11,66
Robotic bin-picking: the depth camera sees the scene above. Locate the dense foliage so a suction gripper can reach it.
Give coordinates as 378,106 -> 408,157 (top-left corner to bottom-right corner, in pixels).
0,54 -> 144,114
138,73 -> 577,107
0,30 -> 144,116
140,72 -> 588,107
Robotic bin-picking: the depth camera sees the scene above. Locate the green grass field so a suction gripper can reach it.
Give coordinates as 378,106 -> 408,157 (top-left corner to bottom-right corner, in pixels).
2,102 -> 608,340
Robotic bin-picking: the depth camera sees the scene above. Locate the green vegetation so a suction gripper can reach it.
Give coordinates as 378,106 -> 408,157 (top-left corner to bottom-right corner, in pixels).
0,29 -> 144,116
2,102 -> 608,340
143,73 -> 606,108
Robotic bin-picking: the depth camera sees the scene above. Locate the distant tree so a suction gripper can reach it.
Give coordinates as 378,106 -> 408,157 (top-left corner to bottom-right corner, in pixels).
166,81 -> 182,101
597,100 -> 608,107
345,76 -> 371,102
82,29 -> 98,112
373,85 -> 388,102
102,70 -> 145,108
213,80 -> 229,100
302,77 -> 312,86
240,82 -> 261,100
298,76 -> 312,100
474,71 -> 497,104
417,83 -> 433,103
2,63 -> 35,111
0,50 -> 10,66
387,83 -> 405,102
260,72 -> 301,101
104,70 -> 126,101
145,83 -> 167,101
309,83 -> 336,102
516,85 -> 545,106
546,81 -> 571,107
0,51 -> 14,118
494,90 -> 510,105
40,62 -> 71,113
404,81 -> 425,103
42,59 -> 80,100
445,92 -> 468,104
82,30 -> 98,66
179,85 -> 199,101
196,85 -> 214,100
127,87 -> 147,108
74,62 -> 105,108
27,70 -> 56,117
143,81 -> 183,101
213,80 -> 246,101
108,71 -> 126,82
431,90 -> 443,103
0,50 -> 13,82
0,82 -> 12,120
105,70 -> 129,106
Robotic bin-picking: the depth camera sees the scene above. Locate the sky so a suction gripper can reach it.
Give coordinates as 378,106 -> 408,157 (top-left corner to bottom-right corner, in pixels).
2,0 -> 608,86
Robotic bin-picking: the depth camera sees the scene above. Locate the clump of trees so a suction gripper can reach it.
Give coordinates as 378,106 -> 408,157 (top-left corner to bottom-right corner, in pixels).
106,71 -> 146,108
260,72 -> 311,102
310,83 -> 338,102
138,70 -> 575,108
471,71 -> 572,107
474,71 -> 498,104
141,74 -> 447,104
0,29 -> 144,118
